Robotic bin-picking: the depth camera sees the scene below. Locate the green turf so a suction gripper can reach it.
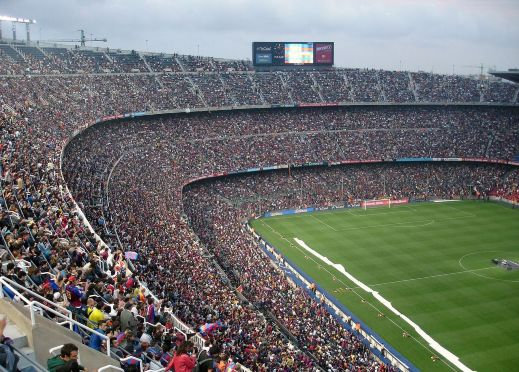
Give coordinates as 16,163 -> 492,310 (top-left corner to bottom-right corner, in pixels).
249,201 -> 519,371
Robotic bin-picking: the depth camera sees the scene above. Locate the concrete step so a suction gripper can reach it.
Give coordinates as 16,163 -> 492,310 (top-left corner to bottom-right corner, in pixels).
17,345 -> 39,371
2,314 -> 45,370
17,348 -> 47,371
4,318 -> 28,349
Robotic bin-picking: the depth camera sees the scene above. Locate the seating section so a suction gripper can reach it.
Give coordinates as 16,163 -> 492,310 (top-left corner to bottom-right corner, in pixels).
346,69 -> 384,102
412,72 -> 481,102
0,44 -> 518,371
107,51 -> 148,72
60,107 -> 519,369
143,54 -> 183,72
0,43 -> 516,104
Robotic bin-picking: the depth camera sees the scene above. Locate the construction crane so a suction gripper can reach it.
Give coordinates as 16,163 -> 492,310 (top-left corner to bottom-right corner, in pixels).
462,63 -> 490,79
44,29 -> 107,47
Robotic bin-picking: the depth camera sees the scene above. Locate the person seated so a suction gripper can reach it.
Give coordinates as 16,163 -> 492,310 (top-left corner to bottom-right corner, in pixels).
0,317 -> 19,372
47,343 -> 86,372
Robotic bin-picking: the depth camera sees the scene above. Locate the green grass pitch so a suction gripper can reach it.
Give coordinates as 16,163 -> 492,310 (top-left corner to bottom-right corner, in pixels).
249,201 -> 519,371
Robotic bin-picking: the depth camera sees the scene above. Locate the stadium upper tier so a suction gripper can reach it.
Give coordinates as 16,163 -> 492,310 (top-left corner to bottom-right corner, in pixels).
1,41 -> 519,371
0,42 -> 518,105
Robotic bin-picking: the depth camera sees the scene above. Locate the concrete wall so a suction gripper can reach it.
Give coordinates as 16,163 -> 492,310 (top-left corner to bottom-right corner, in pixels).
0,299 -> 121,371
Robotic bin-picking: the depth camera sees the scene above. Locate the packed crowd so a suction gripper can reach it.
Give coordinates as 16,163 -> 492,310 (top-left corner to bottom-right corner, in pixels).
183,163 -> 512,218
1,43 -> 518,105
1,47 -> 518,370
60,106 -> 519,370
182,162 -> 514,366
489,168 -> 519,203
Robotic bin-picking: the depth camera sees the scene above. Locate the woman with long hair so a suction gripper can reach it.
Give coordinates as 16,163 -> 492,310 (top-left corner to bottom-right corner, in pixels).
166,341 -> 196,372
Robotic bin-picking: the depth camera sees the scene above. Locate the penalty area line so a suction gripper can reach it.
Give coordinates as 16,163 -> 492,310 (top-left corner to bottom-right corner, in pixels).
310,214 -> 338,231
366,266 -> 498,287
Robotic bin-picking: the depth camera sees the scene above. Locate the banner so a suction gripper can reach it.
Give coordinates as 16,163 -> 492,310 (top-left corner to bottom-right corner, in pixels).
264,207 -> 315,217
298,102 -> 339,107
124,251 -> 139,260
360,198 -> 408,208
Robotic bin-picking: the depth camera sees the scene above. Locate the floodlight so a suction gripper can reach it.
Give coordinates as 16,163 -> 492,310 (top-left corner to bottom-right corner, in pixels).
0,15 -> 36,24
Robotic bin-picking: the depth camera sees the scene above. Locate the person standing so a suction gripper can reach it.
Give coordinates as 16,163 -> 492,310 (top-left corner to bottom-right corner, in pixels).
166,341 -> 196,372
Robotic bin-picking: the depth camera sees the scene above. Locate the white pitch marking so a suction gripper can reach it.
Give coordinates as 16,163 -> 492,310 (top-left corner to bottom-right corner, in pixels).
258,219 -> 457,370
294,237 -> 476,372
367,266 -> 497,287
310,214 -> 338,231
336,215 -> 475,231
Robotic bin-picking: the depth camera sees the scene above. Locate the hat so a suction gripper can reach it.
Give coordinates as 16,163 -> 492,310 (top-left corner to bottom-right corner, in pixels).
68,276 -> 76,282
140,333 -> 152,344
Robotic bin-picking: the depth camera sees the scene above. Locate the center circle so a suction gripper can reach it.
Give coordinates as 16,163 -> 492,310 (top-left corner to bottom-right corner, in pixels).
458,250 -> 519,283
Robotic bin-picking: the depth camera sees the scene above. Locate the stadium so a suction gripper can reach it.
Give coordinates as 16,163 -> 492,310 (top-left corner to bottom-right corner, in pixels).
0,4 -> 519,372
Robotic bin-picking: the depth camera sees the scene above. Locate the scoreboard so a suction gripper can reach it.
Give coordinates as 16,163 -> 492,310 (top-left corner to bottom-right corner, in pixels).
252,42 -> 334,67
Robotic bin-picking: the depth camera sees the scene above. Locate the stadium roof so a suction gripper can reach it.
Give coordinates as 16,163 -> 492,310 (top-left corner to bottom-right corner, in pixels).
490,70 -> 519,84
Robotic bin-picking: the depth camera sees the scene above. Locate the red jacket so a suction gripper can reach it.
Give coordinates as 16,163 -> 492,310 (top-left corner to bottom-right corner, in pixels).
166,353 -> 196,372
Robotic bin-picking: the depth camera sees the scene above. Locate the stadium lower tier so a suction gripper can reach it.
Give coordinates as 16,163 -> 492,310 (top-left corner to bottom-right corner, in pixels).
182,162 -> 519,371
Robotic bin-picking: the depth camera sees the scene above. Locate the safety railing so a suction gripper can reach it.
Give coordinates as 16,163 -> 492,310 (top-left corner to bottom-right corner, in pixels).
11,344 -> 47,371
119,356 -> 143,372
98,365 -> 124,372
32,301 -> 111,356
49,344 -> 82,365
1,276 -> 111,356
0,276 -> 72,319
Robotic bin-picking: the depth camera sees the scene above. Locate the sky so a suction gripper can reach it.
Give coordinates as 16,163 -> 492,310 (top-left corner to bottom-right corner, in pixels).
1,0 -> 518,74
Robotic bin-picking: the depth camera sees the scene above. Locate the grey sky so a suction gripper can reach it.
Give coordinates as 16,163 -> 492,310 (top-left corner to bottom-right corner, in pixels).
1,0 -> 518,74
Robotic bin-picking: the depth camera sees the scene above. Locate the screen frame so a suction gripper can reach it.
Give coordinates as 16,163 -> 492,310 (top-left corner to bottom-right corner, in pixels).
252,42 -> 334,67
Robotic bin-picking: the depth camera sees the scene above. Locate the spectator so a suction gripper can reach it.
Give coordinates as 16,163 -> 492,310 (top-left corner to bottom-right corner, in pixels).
167,341 -> 196,372
120,302 -> 139,333
0,316 -> 19,372
88,319 -> 110,352
196,341 -> 216,372
47,343 -> 85,372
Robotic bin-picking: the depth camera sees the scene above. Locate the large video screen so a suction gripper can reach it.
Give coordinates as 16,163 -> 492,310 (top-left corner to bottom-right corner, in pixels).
252,42 -> 334,66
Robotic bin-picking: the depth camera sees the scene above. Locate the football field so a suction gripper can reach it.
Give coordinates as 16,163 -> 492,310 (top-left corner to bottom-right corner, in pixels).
249,201 -> 519,371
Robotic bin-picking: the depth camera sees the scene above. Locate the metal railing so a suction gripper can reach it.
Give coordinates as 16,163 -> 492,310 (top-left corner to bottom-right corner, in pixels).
11,344 -> 47,371
0,276 -> 71,319
98,365 -> 124,372
1,277 -> 111,356
118,356 -> 143,372
49,344 -> 82,365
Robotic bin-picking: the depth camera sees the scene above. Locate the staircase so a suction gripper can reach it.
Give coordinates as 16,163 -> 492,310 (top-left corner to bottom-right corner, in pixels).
249,74 -> 266,105
139,52 -> 154,72
185,75 -> 207,106
0,277 -> 118,371
3,315 -> 45,371
342,70 -> 356,102
309,73 -> 325,103
175,56 -> 186,72
375,71 -> 387,102
484,133 -> 495,158
278,73 -> 295,104
408,72 -> 419,101
219,74 -> 238,106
